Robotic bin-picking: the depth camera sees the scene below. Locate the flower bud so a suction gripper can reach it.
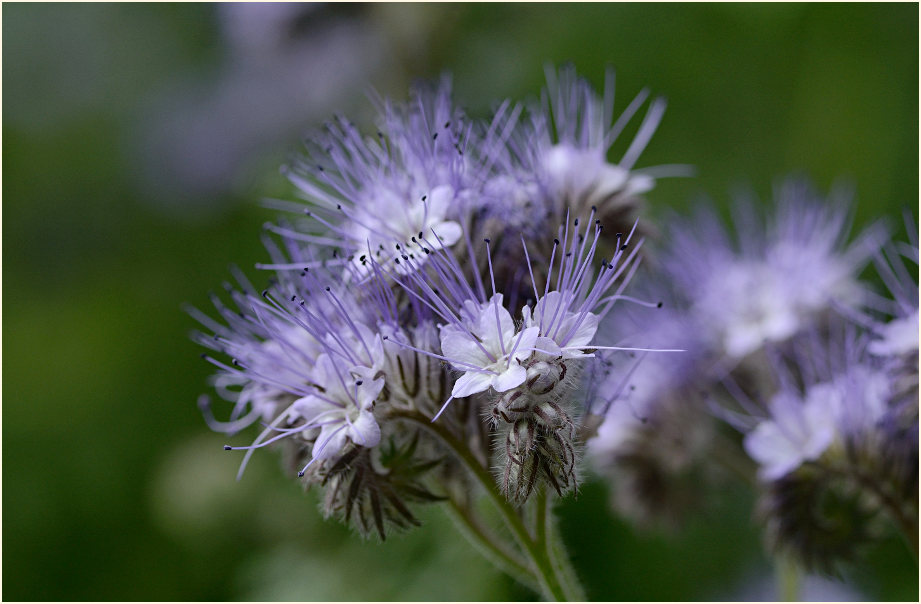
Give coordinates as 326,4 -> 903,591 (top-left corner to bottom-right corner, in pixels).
526,359 -> 564,395
498,399 -> 579,504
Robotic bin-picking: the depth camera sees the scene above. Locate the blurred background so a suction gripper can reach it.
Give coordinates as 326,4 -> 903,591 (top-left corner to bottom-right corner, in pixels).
3,3 -> 917,600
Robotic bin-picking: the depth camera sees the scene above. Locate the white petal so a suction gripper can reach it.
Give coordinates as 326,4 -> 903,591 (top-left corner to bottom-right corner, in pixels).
425,184 -> 455,218
492,364 -> 527,392
744,421 -> 802,481
512,326 -> 541,362
311,353 -> 337,384
312,424 -> 349,461
535,291 -> 565,329
623,173 -> 654,196
596,164 -> 629,195
542,145 -> 578,185
451,371 -> 494,398
869,311 -> 919,356
429,220 -> 463,247
521,304 -> 535,328
477,295 -> 515,344
533,336 -> 562,357
292,394 -> 338,424
350,364 -> 379,382
348,410 -> 381,448
354,323 -> 385,370
561,311 -> 599,349
440,326 -> 492,370
354,377 -> 385,410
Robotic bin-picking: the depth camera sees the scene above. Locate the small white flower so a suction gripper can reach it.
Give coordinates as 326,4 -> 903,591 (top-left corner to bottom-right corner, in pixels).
290,353 -> 384,462
346,183 -> 463,277
743,388 -> 838,481
439,294 -> 539,398
522,290 -> 600,358
695,261 -> 800,359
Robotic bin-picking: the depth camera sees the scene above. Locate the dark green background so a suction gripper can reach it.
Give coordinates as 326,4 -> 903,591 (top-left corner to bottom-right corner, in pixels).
4,3 -> 917,600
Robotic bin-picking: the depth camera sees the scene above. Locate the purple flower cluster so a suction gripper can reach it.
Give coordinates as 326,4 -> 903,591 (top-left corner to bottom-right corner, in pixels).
193,67 -> 675,537
191,66 -> 917,574
585,179 -> 917,565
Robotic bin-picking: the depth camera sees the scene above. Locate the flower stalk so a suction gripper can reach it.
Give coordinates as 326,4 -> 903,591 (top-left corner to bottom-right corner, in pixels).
394,408 -> 584,601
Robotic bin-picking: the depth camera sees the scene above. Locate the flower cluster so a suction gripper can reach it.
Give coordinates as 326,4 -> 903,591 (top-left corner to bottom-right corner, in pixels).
191,66 -> 917,592
193,67 -> 675,545
586,181 -> 917,567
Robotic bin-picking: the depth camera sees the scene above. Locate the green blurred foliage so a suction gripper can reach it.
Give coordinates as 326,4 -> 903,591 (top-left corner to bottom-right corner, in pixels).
3,3 -> 917,600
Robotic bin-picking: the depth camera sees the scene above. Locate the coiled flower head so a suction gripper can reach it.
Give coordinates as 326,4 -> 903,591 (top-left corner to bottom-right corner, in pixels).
737,327 -> 914,571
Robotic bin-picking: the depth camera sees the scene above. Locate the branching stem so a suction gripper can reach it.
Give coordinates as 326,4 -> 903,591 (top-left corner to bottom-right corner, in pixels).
444,496 -> 534,584
393,409 -> 584,601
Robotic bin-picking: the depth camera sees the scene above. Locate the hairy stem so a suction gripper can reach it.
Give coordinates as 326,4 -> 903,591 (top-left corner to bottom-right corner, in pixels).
394,409 -> 581,600
538,488 -> 587,601
444,497 -> 535,585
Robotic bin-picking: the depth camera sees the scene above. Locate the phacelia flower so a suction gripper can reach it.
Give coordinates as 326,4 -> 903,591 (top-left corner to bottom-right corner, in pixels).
584,295 -> 716,527
192,248 -> 390,477
288,352 -> 384,464
740,327 -> 895,481
733,327 -> 914,572
193,68 -> 685,541
504,66 -> 681,230
661,178 -> 888,362
439,294 -> 540,398
277,77 -> 523,281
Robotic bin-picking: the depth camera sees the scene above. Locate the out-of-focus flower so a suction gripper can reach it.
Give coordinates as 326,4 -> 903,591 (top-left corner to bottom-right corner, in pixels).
743,366 -> 890,481
585,296 -> 718,527
136,4 -> 437,215
734,327 -> 916,572
661,179 -> 887,362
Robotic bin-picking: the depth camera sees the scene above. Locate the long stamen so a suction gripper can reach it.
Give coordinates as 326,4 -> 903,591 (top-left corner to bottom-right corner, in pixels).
522,236 -> 542,304
431,396 -> 455,422
484,239 -> 508,360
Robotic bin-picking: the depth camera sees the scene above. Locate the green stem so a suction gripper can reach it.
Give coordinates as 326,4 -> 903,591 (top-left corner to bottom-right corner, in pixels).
444,497 -> 535,585
776,554 -> 801,601
394,410 -> 578,601
539,489 -> 587,601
